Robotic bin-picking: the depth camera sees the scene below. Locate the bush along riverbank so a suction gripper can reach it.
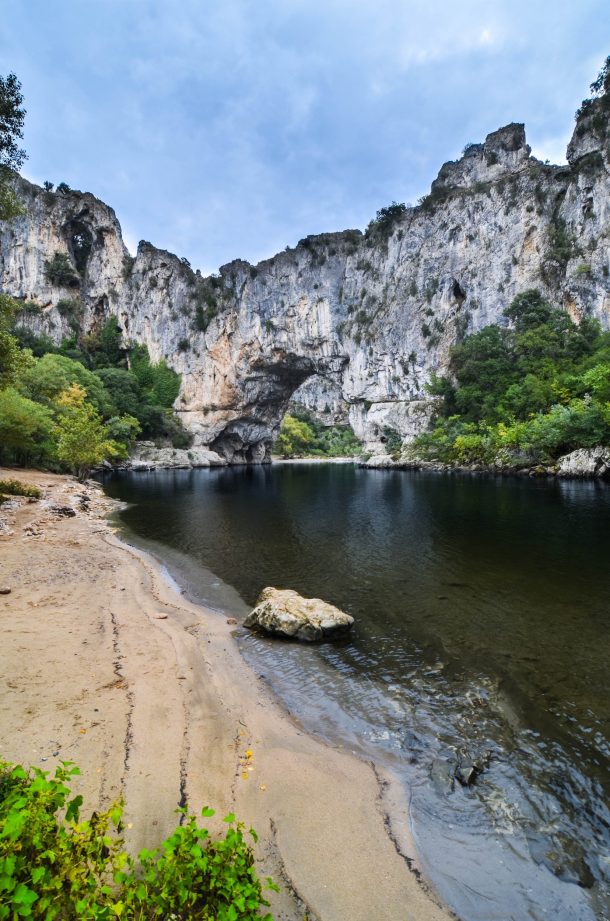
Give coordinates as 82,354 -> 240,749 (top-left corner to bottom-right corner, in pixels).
364,290 -> 610,479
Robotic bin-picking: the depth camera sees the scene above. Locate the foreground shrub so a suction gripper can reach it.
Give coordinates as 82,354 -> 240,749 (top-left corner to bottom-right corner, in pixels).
0,759 -> 276,920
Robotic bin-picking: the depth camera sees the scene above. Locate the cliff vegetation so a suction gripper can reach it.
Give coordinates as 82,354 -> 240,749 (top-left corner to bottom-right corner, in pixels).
412,289 -> 610,467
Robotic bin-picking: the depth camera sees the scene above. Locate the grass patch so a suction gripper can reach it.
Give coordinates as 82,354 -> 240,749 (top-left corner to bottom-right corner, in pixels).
0,479 -> 41,499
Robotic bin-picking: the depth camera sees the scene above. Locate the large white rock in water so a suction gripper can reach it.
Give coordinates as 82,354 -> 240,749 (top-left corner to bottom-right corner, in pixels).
128,441 -> 227,469
364,453 -> 397,469
244,587 -> 354,642
556,446 -> 610,478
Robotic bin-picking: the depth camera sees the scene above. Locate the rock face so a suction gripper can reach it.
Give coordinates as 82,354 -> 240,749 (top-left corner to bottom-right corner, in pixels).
1,91 -> 610,463
243,587 -> 354,642
126,441 -> 226,470
556,446 -> 610,478
363,453 -> 400,469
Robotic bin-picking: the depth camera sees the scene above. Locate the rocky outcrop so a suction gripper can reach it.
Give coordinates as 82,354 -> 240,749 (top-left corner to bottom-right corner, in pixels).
1,83 -> 610,464
556,446 -> 610,478
243,587 -> 354,642
125,441 -> 226,471
362,454 -> 399,469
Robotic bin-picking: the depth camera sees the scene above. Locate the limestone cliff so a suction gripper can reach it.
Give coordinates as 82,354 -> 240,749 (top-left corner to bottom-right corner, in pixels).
1,97 -> 609,462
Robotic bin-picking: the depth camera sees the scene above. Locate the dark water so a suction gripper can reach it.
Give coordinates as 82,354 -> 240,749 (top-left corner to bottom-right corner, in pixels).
103,465 -> 610,921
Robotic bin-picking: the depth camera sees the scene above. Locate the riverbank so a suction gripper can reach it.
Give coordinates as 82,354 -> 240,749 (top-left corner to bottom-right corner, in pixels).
270,455 -> 356,464
361,445 -> 610,479
0,467 -> 453,921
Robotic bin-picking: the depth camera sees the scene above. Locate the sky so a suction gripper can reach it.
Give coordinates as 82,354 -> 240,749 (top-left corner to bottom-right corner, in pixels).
1,0 -> 609,274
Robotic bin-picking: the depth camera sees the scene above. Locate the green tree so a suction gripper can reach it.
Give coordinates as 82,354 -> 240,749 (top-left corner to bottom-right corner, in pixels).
0,72 -> 26,221
580,363 -> 610,402
0,388 -> 53,463
95,367 -> 142,416
105,414 -> 141,456
53,384 -> 119,480
365,201 -> 407,238
275,414 -> 315,457
503,289 -> 553,332
81,316 -> 125,368
0,294 -> 34,387
19,353 -> 113,416
590,55 -> 610,96
130,344 -> 181,407
44,253 -> 80,288
10,325 -> 58,357
451,325 -> 515,421
98,316 -> 124,365
414,289 -> 610,466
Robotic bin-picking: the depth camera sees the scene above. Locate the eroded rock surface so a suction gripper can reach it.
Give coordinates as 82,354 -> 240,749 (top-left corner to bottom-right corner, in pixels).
556,446 -> 610,477
244,587 -> 354,642
126,441 -> 227,470
2,95 -> 610,463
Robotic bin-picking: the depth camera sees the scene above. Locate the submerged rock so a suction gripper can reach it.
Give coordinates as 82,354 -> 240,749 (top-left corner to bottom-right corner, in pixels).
430,748 -> 492,794
244,587 -> 354,642
556,446 -> 610,478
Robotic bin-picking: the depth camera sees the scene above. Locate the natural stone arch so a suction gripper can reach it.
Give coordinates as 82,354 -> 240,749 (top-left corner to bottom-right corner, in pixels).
207,353 -> 349,463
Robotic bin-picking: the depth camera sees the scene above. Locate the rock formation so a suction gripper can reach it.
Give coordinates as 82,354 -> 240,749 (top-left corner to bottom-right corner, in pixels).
556,446 -> 610,478
1,94 -> 609,462
244,587 -> 354,642
125,441 -> 226,471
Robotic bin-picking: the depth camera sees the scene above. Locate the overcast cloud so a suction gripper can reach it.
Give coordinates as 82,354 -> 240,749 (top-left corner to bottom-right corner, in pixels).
1,0 -> 608,272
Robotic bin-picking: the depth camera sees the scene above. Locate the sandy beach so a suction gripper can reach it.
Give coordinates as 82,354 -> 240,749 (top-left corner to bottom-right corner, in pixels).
0,468 -> 453,921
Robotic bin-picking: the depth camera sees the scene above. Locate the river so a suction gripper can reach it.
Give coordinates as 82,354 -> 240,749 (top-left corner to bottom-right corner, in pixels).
103,464 -> 610,921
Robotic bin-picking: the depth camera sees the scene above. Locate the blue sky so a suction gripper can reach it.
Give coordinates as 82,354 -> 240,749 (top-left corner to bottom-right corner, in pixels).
1,0 -> 609,273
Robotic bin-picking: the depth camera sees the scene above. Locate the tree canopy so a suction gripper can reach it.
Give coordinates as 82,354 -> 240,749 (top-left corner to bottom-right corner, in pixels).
414,290 -> 610,466
0,72 -> 26,220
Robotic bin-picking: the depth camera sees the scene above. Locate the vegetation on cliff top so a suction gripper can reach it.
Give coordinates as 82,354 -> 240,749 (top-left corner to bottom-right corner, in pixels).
413,289 -> 610,467
0,758 -> 275,919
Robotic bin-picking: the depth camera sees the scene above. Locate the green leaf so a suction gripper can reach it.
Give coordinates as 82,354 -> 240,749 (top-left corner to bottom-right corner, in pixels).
12,883 -> 38,907
65,794 -> 83,822
223,812 -> 236,824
